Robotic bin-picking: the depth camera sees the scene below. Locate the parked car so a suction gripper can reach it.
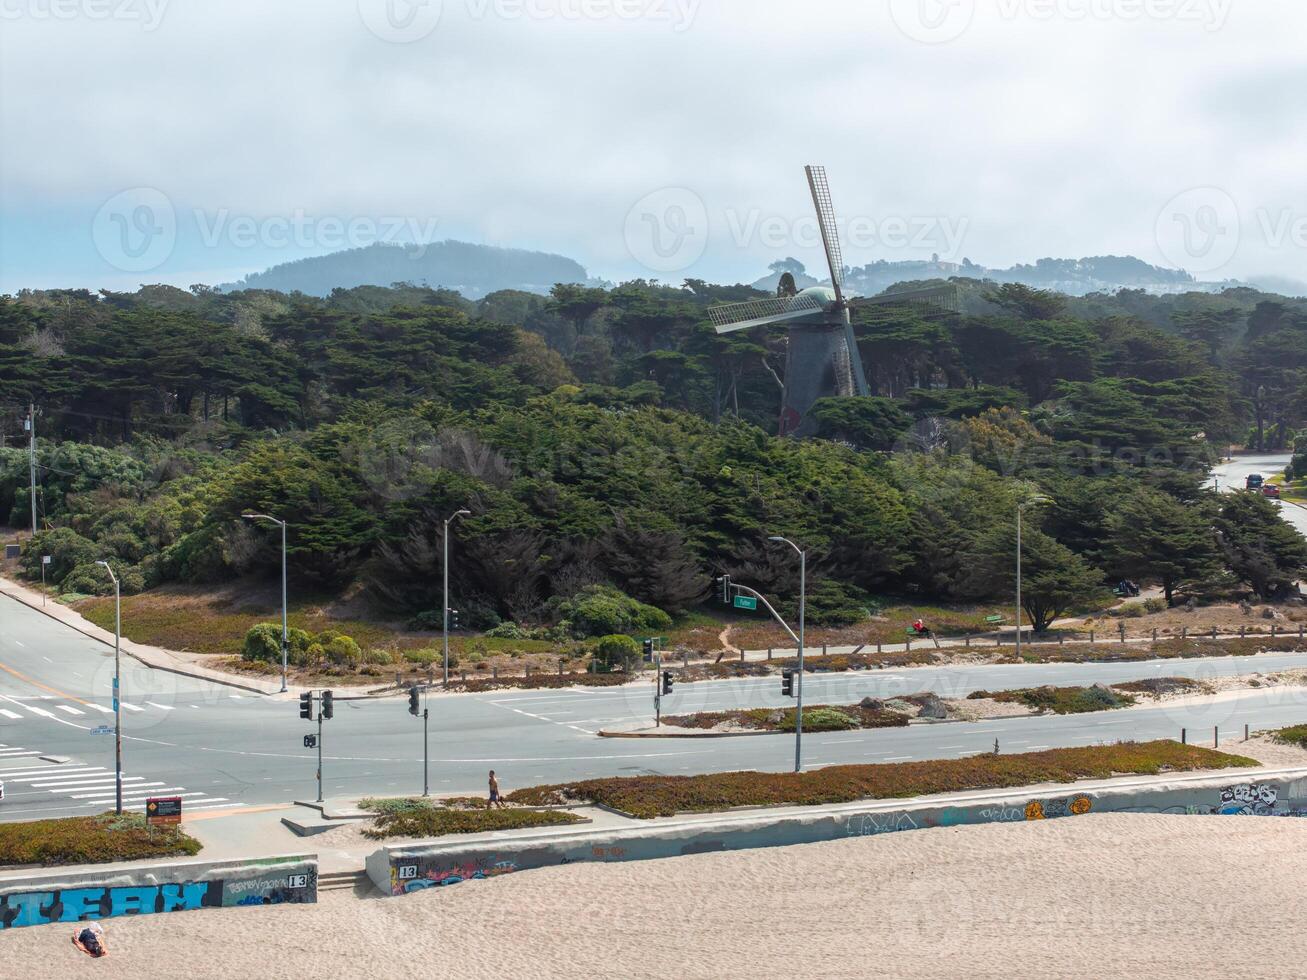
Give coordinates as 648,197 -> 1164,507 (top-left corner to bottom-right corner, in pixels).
1263,483 -> 1282,498
1246,473 -> 1264,490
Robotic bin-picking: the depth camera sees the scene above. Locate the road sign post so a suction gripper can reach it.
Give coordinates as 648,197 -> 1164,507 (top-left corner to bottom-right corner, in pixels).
146,796 -> 183,826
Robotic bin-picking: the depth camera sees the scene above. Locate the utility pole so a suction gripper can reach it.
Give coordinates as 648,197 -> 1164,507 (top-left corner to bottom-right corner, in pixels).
443,508 -> 471,687
96,561 -> 123,816
26,402 -> 36,536
769,537 -> 807,773
243,514 -> 289,693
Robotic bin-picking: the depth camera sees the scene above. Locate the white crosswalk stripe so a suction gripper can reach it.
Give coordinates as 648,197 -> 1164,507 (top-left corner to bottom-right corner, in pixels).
146,701 -> 175,711
55,704 -> 84,715
0,709 -> 21,720
0,746 -> 244,814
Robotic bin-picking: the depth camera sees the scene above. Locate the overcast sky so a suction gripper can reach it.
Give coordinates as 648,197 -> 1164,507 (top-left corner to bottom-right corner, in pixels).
2,0 -> 1305,294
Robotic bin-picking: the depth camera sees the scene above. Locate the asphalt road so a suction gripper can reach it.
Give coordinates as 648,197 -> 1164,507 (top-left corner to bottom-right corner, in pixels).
1209,453 -> 1307,535
3,593 -> 1307,822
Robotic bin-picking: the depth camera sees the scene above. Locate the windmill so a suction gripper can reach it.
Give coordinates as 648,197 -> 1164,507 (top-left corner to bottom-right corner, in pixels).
708,166 -> 959,437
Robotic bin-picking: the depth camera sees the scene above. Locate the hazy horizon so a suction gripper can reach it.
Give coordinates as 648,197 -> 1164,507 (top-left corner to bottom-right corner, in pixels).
3,0 -> 1304,295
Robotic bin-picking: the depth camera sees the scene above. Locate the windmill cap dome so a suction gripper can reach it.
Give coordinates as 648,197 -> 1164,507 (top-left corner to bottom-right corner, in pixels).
797,285 -> 838,305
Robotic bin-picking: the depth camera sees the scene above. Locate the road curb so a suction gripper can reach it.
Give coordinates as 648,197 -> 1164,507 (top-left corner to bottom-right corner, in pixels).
0,581 -> 277,696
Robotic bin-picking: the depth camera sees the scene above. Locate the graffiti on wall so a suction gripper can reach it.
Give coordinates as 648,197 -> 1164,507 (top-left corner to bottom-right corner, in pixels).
391,856 -> 519,895
0,865 -> 316,930
1024,796 -> 1093,821
1219,784 -> 1278,815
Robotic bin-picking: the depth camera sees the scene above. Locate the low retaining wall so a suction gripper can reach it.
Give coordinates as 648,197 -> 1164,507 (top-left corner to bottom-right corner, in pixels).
0,853 -> 317,930
367,768 -> 1307,896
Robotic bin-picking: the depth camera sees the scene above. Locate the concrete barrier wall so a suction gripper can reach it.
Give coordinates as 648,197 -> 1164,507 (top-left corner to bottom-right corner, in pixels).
0,853 -> 317,930
367,769 -> 1307,896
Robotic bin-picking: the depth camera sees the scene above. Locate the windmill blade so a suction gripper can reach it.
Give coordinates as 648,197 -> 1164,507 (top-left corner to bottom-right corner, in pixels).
805,165 -> 846,306
853,283 -> 961,316
708,292 -> 825,334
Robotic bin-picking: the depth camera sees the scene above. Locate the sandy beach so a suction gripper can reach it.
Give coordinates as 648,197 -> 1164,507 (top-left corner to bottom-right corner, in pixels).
5,811 -> 1306,979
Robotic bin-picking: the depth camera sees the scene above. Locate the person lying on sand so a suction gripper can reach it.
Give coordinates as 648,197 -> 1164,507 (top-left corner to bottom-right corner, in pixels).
72,922 -> 107,958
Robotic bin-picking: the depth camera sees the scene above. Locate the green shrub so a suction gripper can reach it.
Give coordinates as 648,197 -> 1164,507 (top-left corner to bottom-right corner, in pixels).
1144,597 -> 1168,613
507,741 -> 1257,819
325,635 -> 362,667
785,707 -> 857,732
363,806 -> 582,840
1115,603 -> 1146,618
0,812 -> 201,866
60,560 -> 145,597
553,585 -> 671,638
362,648 -> 395,666
404,648 -> 440,666
1272,725 -> 1307,748
20,526 -> 97,583
594,633 -> 640,672
968,684 -> 1135,714
293,642 -> 325,668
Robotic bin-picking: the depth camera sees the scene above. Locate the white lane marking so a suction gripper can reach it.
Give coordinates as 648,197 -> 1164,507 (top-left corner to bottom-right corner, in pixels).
83,703 -> 113,714
34,775 -> 144,788
14,703 -> 55,718
0,710 -> 19,720
230,695 -> 243,700
0,751 -> 40,758
0,767 -> 106,781
75,788 -> 192,802
121,703 -> 144,713
55,705 -> 84,716
69,782 -> 163,798
13,640 -> 24,647
883,756 -> 912,761
146,702 -> 175,711
186,801 -> 239,810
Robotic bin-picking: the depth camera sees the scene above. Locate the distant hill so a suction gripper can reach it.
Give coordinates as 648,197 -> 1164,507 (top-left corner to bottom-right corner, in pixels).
224,241 -> 589,299
757,254 -> 1229,298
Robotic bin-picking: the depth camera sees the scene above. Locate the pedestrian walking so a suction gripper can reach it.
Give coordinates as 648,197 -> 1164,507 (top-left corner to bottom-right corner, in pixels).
489,769 -> 506,809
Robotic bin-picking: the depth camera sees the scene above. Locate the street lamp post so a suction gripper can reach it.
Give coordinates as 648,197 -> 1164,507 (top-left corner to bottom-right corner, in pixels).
95,561 -> 123,816
769,536 -> 806,773
443,509 -> 471,688
243,514 -> 289,693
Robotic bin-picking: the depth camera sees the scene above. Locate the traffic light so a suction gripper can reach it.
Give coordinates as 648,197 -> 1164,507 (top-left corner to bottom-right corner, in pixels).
781,669 -> 795,698
408,685 -> 420,717
716,574 -> 731,604
299,692 -> 313,720
321,689 -> 334,720
661,670 -> 674,696
449,608 -> 460,631
642,638 -> 654,662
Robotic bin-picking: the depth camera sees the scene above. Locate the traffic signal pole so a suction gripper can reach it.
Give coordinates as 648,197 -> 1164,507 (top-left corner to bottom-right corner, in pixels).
423,706 -> 429,797
316,704 -> 324,803
654,651 -> 661,727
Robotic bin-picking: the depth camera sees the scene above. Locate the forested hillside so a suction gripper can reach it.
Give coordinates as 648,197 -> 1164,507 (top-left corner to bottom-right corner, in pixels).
3,275 -> 1307,634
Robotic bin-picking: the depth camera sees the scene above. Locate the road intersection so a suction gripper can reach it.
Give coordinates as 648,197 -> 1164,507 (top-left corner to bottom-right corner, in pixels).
4,593 -> 1307,821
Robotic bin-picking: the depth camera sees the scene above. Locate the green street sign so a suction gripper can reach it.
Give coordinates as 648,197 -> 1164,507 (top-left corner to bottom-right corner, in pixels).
733,595 -> 758,611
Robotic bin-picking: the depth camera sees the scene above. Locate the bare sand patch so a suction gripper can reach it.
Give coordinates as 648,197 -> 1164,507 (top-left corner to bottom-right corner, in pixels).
7,813 -> 1307,979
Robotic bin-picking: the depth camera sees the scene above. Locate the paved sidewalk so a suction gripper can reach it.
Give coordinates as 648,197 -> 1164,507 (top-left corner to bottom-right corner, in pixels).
0,574 -> 282,696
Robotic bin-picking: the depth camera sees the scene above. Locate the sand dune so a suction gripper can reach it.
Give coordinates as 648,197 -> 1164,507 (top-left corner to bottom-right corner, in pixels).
6,813 -> 1306,979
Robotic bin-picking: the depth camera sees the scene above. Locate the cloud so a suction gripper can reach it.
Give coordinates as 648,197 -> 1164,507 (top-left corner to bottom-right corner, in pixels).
1,0 -> 1304,292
